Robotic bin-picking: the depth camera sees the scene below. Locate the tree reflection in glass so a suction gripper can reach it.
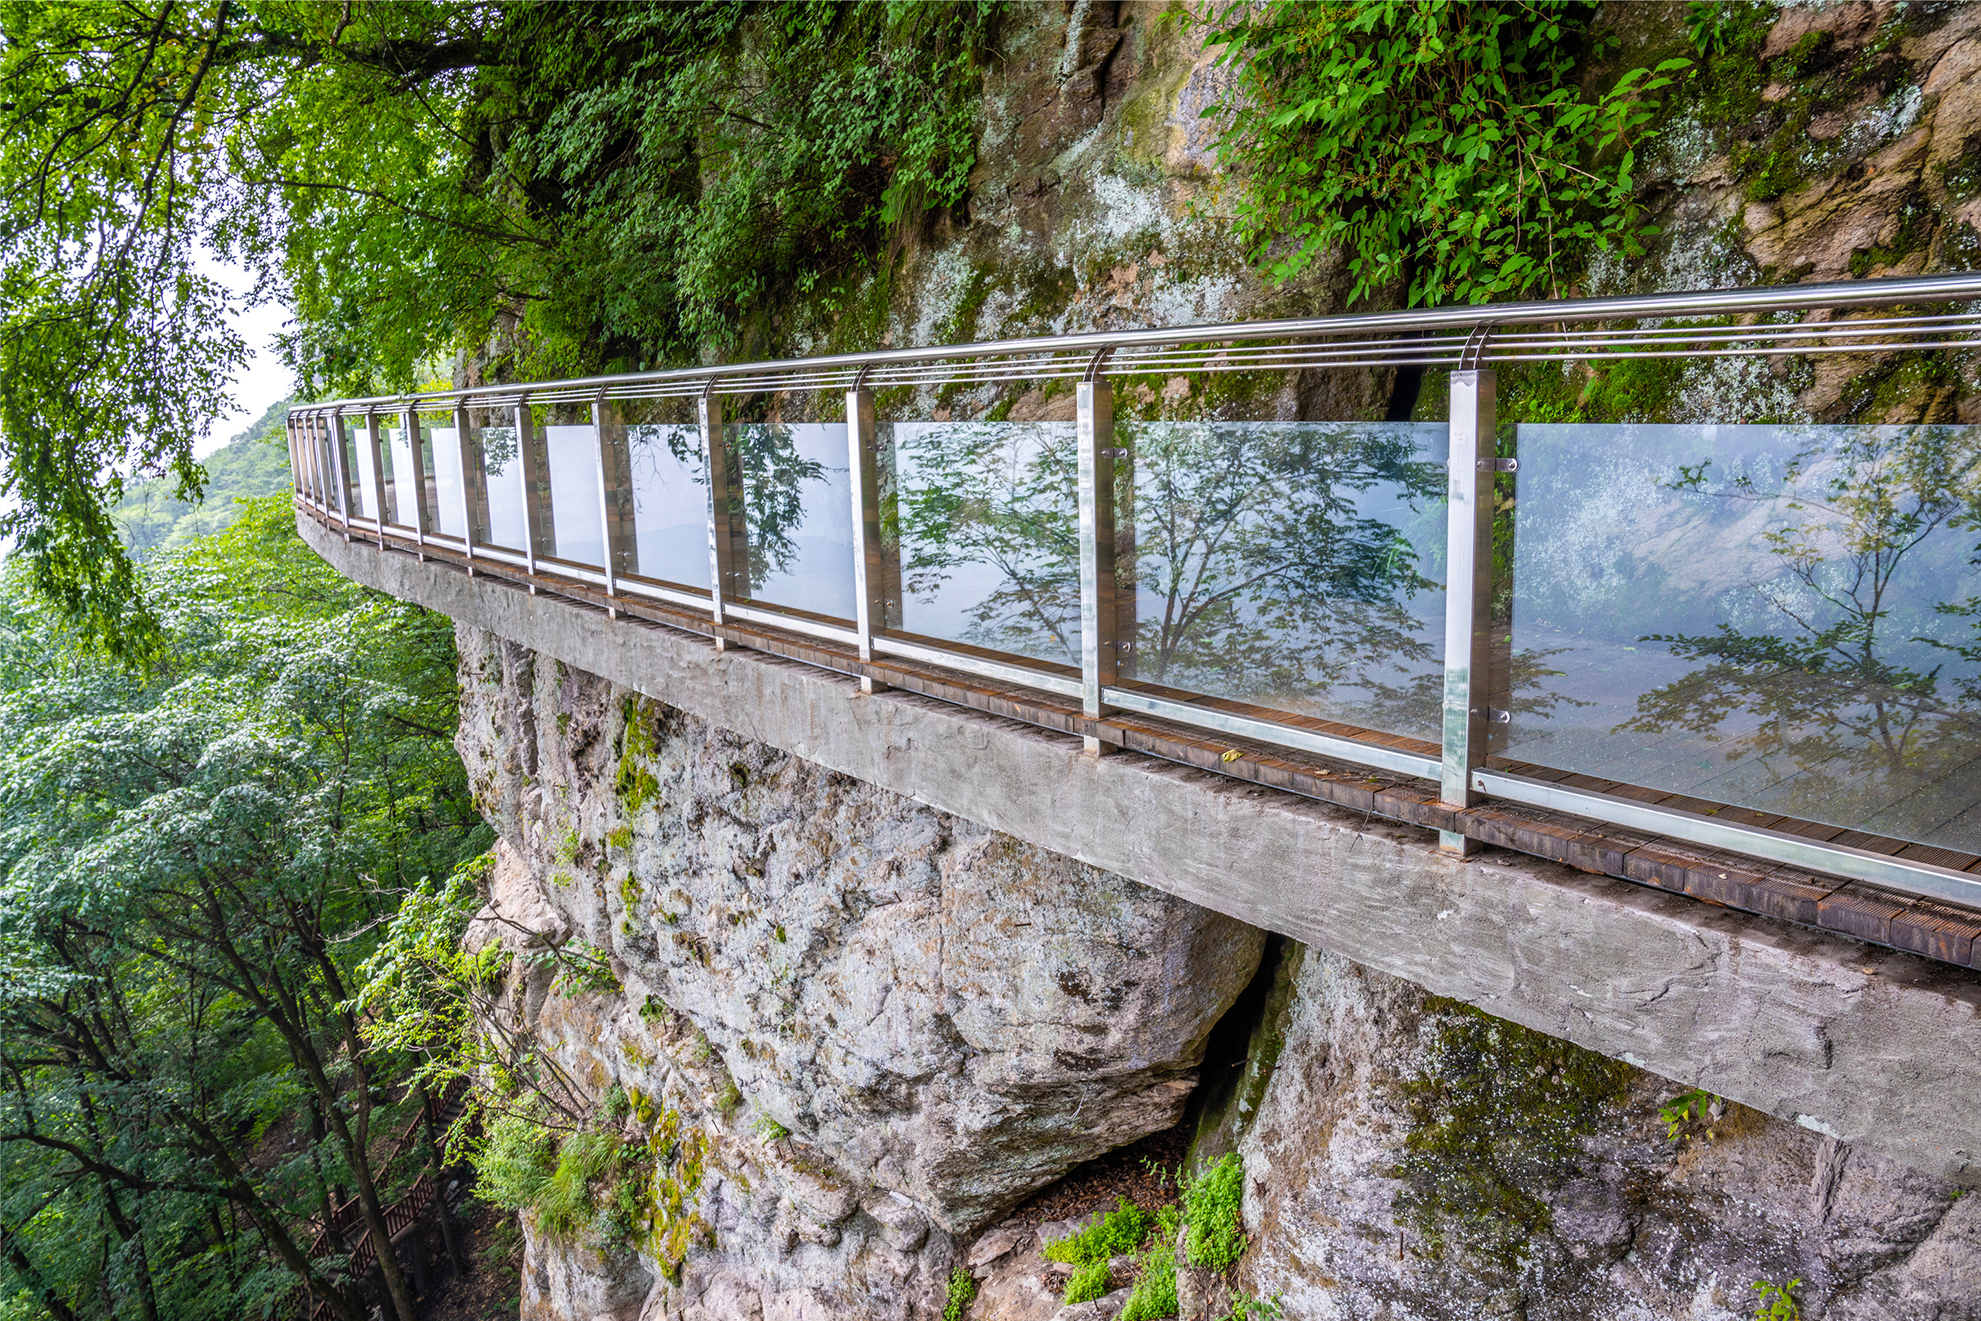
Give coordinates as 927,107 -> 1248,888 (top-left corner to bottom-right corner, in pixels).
890,420 -> 1080,664
890,415 -> 1452,738
1120,419 -> 1447,736
729,420 -> 853,617
1511,421 -> 1981,850
730,421 -> 829,592
473,411 -> 527,550
621,418 -> 709,588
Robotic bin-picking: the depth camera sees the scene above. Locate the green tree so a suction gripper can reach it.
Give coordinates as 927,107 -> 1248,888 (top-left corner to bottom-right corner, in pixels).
0,0 -> 996,653
1196,0 -> 1687,307
114,398 -> 297,559
0,499 -> 486,1321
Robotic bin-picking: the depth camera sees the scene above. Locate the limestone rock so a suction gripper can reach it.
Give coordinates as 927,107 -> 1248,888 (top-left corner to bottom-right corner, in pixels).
965,1224 -> 1077,1321
966,1225 -> 1029,1273
1051,1287 -> 1131,1320
456,631 -> 1265,1318
463,836 -> 570,954
519,1217 -> 652,1321
1225,945 -> 1980,1320
445,6 -> 1981,1318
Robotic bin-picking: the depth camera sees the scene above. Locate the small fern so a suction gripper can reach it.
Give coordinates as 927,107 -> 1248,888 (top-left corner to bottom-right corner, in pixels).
1182,1153 -> 1246,1270
1062,1259 -> 1111,1305
941,1266 -> 977,1321
1042,1198 -> 1150,1265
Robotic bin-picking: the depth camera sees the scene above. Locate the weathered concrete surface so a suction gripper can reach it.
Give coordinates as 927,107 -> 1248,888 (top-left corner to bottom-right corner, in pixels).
305,520 -> 1981,1186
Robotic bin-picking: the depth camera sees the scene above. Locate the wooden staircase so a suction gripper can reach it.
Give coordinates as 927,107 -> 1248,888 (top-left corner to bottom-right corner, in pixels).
302,1085 -> 474,1320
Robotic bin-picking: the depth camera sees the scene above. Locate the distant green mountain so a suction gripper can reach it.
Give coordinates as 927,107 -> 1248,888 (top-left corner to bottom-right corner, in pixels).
117,397 -> 292,556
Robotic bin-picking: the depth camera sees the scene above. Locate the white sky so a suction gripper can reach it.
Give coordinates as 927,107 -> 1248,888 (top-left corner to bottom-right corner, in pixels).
196,250 -> 296,457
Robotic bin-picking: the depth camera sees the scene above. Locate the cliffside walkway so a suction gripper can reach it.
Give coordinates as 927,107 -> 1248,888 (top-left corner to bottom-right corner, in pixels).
294,273 -> 1981,1183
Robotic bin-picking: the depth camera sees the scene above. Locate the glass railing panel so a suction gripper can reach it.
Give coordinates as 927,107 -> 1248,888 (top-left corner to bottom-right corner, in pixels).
380,414 -> 419,529
728,408 -> 854,619
1506,421 -> 1981,852
297,417 -> 317,502
369,413 -> 401,525
471,407 -> 529,551
345,413 -> 379,520
885,417 -> 1080,667
542,402 -> 603,567
313,417 -> 336,508
616,399 -> 708,589
324,420 -> 342,510
418,410 -> 467,539
1115,417 -> 1449,741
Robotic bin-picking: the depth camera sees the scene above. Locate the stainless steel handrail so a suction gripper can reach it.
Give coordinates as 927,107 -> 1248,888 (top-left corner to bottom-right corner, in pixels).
290,272 -> 1981,912
299,272 -> 1981,410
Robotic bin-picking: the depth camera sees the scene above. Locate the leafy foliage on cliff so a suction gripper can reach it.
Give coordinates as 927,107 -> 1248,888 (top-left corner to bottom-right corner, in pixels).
470,1092 -> 709,1270
353,855 -> 715,1269
1197,0 -> 1688,306
0,500 -> 486,1321
0,0 -> 996,650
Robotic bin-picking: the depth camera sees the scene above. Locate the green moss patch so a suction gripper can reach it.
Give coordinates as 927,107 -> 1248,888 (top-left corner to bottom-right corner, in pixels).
1391,998 -> 1632,1271
616,697 -> 662,815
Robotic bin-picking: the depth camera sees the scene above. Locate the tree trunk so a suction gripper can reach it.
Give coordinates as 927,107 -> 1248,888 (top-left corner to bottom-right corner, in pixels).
419,1087 -> 471,1275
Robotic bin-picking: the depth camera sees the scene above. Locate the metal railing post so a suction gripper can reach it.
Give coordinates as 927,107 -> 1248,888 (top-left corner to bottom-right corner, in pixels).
404,405 -> 431,561
1077,355 -> 1118,755
700,383 -> 740,651
847,379 -> 889,694
593,390 -> 630,617
285,414 -> 300,499
454,403 -> 481,576
364,409 -> 390,550
1440,360 -> 1499,854
515,399 -> 546,590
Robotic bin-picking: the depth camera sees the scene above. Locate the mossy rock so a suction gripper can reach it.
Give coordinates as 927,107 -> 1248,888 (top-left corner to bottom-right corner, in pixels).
1390,998 -> 1633,1272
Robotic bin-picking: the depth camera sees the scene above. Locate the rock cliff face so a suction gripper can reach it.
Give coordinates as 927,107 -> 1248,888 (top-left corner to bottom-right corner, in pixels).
446,5 -> 1981,1319
842,0 -> 1981,428
454,628 -> 1265,1319
455,631 -> 1980,1321
1219,946 -> 1980,1321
